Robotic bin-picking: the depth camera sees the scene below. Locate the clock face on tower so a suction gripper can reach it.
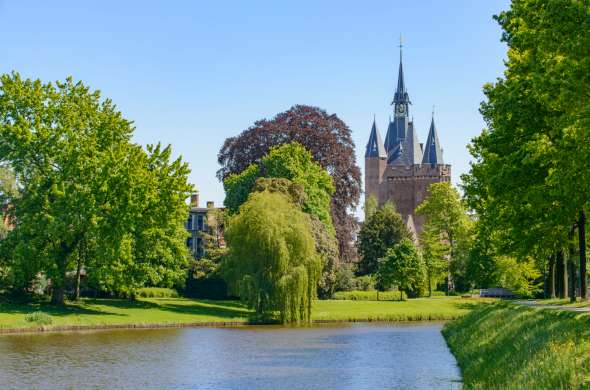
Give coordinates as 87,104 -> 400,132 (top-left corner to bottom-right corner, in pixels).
397,104 -> 405,114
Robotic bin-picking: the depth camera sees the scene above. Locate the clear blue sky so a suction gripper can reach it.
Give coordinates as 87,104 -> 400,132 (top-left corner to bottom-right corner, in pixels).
0,0 -> 509,218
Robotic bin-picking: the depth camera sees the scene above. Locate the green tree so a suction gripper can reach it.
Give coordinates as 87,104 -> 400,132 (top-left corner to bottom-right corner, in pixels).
224,142 -> 335,234
419,223 -> 449,296
0,165 -> 17,239
222,191 -> 321,323
376,238 -> 425,300
463,0 -> 590,299
416,182 -> 472,293
0,74 -> 191,303
357,202 -> 411,276
364,194 -> 378,220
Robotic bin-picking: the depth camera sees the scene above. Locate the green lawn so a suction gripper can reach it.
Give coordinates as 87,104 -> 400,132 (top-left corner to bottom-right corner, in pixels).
443,302 -> 590,389
526,298 -> 590,308
0,296 -> 483,331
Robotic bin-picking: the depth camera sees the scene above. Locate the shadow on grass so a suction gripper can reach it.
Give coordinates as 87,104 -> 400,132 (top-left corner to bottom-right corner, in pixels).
154,299 -> 253,320
0,301 -> 116,317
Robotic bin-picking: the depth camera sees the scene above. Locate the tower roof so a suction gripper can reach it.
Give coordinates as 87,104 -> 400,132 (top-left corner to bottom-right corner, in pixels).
422,114 -> 444,166
365,118 -> 387,158
392,43 -> 410,106
388,121 -> 423,165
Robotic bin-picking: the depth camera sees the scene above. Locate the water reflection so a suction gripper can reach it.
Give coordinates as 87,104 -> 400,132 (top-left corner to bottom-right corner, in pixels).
0,322 -> 461,389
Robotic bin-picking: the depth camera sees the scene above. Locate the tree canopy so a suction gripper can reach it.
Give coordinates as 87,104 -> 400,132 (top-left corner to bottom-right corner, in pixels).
222,191 -> 321,323
224,142 -> 335,234
0,73 -> 192,303
217,105 -> 361,262
462,0 -> 590,299
416,182 -> 472,292
376,238 -> 425,300
357,202 -> 411,276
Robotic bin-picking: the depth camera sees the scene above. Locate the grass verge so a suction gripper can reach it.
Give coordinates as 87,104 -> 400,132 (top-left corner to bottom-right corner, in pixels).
0,296 -> 483,332
443,302 -> 590,389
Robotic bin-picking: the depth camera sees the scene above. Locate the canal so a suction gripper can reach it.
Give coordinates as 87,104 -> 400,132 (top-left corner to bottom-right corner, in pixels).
0,322 -> 461,389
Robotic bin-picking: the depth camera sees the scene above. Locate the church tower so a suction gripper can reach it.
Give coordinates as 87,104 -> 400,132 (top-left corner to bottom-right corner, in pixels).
364,44 -> 451,236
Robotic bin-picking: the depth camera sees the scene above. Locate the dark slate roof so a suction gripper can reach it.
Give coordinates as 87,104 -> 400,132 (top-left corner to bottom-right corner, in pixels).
422,116 -> 444,166
365,118 -> 387,158
392,51 -> 411,106
388,121 -> 423,166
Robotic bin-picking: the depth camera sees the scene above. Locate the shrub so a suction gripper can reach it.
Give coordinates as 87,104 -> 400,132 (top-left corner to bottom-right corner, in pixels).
25,311 -> 53,325
136,287 -> 179,298
332,290 -> 407,301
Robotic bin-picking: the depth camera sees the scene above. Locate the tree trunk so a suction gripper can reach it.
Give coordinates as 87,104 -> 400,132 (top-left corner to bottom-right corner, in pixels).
376,290 -> 379,301
75,257 -> 82,301
568,228 -> 576,303
556,250 -> 567,299
428,270 -> 432,297
579,211 -> 587,300
74,240 -> 85,301
400,289 -> 403,301
547,254 -> 556,299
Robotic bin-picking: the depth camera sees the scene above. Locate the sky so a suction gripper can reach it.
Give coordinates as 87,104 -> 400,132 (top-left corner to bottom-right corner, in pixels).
0,0 -> 510,219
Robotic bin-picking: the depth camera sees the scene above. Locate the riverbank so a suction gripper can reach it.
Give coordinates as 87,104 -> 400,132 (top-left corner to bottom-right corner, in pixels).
443,302 -> 590,389
0,296 -> 481,334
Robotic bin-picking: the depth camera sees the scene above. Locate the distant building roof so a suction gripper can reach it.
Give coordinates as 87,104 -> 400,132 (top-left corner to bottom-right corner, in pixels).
365,118 -> 387,158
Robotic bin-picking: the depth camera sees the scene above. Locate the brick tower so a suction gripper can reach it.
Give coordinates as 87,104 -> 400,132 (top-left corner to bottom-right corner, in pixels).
364,45 -> 451,236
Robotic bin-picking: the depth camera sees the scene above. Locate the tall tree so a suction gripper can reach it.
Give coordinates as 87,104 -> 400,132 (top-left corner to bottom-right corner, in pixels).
217,105 -> 361,262
357,202 -> 411,276
222,191 -> 321,323
224,142 -> 335,234
376,238 -> 425,300
0,74 -> 191,303
419,223 -> 449,296
416,182 -> 472,293
463,0 -> 590,298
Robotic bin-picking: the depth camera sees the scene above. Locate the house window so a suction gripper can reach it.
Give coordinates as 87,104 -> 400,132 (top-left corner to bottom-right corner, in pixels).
196,237 -> 203,258
187,215 -> 193,230
197,215 -> 204,231
187,237 -> 193,249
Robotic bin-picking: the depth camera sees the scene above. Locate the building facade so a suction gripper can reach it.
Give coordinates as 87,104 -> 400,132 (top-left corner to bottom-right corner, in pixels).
365,48 -> 451,236
186,192 -> 225,259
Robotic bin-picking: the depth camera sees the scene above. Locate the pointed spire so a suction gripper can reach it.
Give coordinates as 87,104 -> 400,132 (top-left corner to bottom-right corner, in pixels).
365,116 -> 387,158
392,35 -> 411,110
422,112 -> 444,166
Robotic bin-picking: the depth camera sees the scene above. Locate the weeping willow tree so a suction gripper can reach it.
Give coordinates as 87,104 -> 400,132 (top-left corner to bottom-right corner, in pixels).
223,191 -> 321,323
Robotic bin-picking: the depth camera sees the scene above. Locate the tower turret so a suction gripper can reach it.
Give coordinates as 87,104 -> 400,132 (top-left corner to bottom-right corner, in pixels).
422,113 -> 444,166
365,117 -> 386,158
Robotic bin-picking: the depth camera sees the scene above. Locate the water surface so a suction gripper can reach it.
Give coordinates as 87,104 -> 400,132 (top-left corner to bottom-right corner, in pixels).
0,322 -> 461,389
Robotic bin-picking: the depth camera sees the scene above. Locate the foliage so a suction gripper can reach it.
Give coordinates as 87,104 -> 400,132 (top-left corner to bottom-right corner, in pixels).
224,142 -> 335,234
364,194 -> 378,220
493,256 -> 542,298
416,182 -> 473,292
332,290 -> 407,301
357,202 -> 411,275
222,191 -> 321,323
217,105 -> 361,262
24,311 -> 53,325
419,223 -> 450,296
0,73 -> 191,303
376,238 -> 426,299
308,214 -> 339,299
443,303 -> 590,389
223,164 -> 260,214
186,207 -> 228,299
462,0 -> 590,297
135,287 -> 179,298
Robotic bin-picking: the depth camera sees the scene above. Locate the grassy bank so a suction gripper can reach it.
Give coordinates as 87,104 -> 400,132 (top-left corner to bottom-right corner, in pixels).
0,296 -> 481,332
443,303 -> 590,389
